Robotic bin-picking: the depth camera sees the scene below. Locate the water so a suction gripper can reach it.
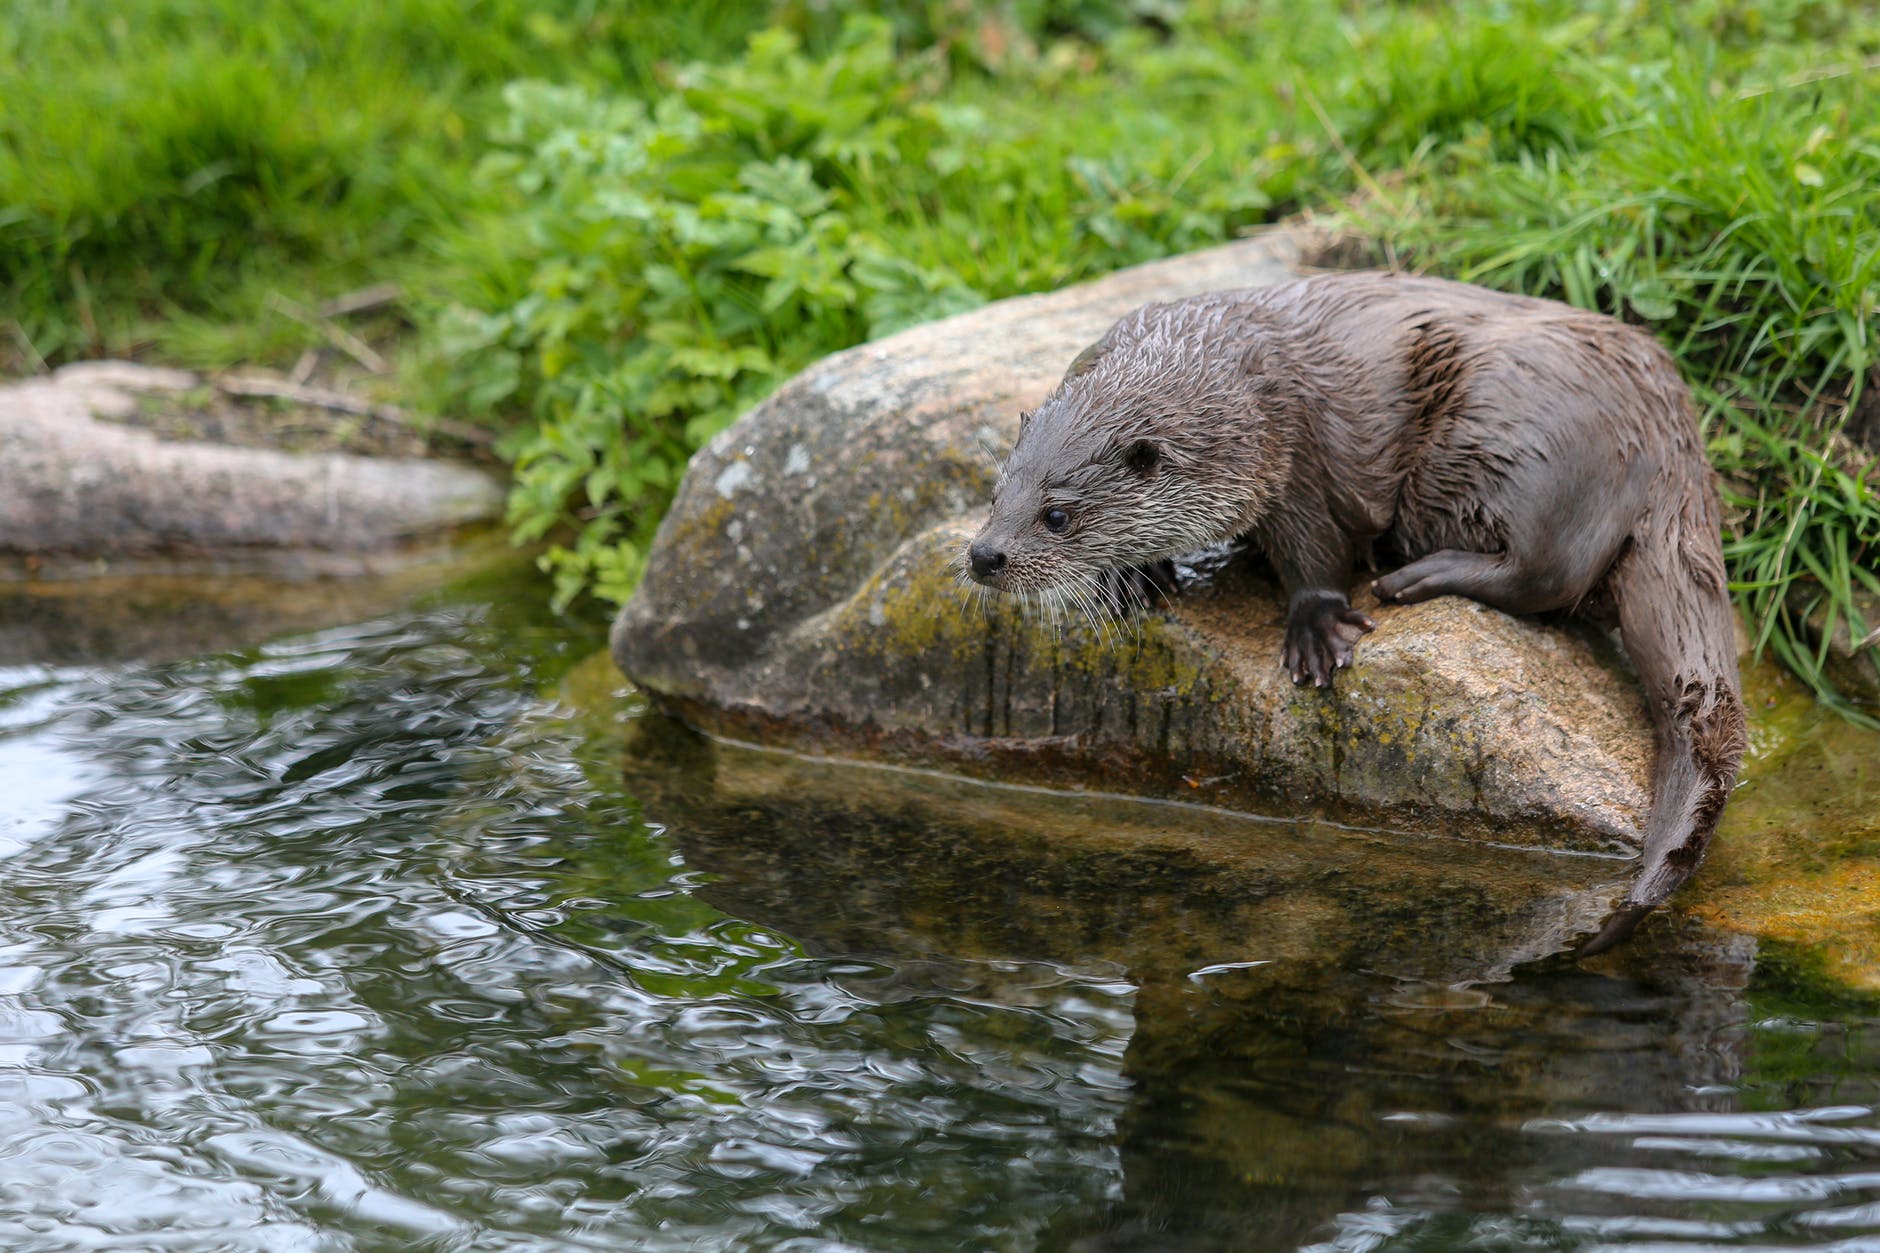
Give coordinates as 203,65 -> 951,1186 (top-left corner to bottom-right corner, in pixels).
1,563 -> 1878,1251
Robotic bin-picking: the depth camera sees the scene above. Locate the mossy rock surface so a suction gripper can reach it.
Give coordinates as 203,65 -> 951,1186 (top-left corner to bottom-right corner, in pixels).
613,230 -> 1661,856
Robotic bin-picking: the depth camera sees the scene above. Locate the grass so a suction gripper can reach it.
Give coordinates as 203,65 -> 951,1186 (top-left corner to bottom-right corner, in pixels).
0,0 -> 769,368
4,0 -> 1877,709
1351,7 -> 1880,714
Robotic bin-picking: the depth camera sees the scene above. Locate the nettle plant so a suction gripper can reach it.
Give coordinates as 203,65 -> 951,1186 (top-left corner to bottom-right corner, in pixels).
435,21 -> 984,608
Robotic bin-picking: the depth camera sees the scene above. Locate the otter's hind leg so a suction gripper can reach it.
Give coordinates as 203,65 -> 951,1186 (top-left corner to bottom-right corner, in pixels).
1379,456 -> 1652,615
1374,550 -> 1560,613
1374,546 -> 1616,616
1381,414 -> 1656,615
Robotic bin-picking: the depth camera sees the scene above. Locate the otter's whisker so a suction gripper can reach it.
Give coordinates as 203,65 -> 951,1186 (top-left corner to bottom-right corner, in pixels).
1077,573 -> 1110,645
1082,575 -> 1117,645
1055,572 -> 1092,640
1042,587 -> 1066,644
974,429 -> 1008,470
1074,569 -> 1119,646
1061,579 -> 1091,640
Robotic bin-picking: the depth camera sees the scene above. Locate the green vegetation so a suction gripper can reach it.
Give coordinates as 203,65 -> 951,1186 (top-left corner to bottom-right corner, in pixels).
1359,6 -> 1880,713
0,0 -> 767,364
5,0 -> 1877,708
435,12 -> 1306,603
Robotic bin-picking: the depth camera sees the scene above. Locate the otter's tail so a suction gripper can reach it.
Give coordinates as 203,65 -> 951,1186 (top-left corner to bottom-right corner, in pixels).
1579,488 -> 1747,956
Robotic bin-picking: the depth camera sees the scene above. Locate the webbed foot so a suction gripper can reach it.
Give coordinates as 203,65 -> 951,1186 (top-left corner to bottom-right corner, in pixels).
1282,591 -> 1374,687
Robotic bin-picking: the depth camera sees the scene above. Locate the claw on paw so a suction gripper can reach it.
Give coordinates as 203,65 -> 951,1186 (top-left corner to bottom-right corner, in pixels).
1281,593 -> 1375,687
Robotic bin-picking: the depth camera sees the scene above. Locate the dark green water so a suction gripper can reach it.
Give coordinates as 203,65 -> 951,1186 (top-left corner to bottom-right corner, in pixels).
3,563 -> 1880,1251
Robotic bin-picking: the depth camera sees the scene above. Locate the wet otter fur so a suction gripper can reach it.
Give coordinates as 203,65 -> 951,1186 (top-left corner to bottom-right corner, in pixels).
966,272 -> 1746,955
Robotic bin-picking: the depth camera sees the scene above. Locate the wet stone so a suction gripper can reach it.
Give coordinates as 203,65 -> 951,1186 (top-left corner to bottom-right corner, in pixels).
0,367 -> 501,572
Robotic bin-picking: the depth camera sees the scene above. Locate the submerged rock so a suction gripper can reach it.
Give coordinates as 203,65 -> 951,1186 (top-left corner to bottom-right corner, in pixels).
0,364 -> 502,572
611,712 -> 1638,988
613,230 -> 1660,853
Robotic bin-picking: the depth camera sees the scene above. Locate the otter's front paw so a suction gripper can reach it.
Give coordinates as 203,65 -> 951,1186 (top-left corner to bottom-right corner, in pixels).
1282,592 -> 1374,687
1097,559 -> 1180,615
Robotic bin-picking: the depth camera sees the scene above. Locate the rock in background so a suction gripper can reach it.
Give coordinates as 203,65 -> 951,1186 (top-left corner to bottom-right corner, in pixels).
0,362 -> 502,574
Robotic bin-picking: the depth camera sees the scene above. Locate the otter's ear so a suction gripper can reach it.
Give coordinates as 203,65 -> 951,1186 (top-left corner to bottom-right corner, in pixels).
1063,335 -> 1113,384
1124,439 -> 1161,478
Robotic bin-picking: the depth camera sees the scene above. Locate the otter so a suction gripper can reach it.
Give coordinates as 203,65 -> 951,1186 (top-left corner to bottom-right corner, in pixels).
966,272 -> 1746,955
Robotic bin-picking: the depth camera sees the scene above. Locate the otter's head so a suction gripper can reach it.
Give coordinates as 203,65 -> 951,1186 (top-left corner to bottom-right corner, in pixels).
967,306 -> 1287,596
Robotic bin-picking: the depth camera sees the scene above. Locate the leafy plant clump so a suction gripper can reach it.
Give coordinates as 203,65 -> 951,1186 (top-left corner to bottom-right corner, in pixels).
436,25 -> 991,605
432,14 -> 1317,606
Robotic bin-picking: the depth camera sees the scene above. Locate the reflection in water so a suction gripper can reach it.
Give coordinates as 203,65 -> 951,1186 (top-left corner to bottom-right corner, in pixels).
0,570 -> 1874,1250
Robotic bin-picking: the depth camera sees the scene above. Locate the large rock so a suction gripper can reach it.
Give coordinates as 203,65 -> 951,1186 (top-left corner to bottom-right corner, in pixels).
0,364 -> 502,570
612,231 -> 1658,853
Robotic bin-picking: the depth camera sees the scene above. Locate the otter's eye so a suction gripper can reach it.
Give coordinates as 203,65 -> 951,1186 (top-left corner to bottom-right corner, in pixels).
1042,507 -> 1069,534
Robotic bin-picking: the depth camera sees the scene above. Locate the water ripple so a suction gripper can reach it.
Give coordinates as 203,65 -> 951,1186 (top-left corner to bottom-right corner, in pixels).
0,586 -> 1876,1250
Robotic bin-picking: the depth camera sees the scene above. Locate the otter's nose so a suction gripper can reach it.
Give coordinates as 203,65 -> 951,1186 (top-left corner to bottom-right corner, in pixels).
969,542 -> 1007,581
